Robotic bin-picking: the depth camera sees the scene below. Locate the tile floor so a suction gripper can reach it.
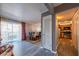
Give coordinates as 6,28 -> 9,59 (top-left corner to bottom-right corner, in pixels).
8,40 -> 55,56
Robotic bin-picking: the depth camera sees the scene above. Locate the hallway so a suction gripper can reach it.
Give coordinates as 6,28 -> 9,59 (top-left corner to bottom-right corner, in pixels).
56,7 -> 79,56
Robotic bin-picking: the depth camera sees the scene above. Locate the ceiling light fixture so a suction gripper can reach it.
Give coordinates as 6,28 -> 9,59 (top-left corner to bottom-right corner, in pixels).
56,16 -> 63,20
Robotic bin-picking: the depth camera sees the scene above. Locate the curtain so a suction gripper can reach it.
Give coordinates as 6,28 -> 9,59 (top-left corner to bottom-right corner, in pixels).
0,17 -> 1,36
0,17 -> 1,42
1,17 -> 22,42
22,22 -> 26,40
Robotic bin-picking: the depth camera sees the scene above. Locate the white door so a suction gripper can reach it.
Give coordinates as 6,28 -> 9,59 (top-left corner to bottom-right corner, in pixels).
42,15 -> 52,51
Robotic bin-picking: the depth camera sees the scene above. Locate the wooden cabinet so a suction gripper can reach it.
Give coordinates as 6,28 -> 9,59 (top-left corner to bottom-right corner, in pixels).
58,24 -> 72,39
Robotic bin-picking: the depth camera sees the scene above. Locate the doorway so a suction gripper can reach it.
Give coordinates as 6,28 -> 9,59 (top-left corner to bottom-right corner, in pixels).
56,8 -> 78,56
26,23 -> 41,47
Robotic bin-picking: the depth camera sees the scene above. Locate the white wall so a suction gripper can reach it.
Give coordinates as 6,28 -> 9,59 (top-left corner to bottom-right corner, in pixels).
25,23 -> 31,36
72,9 -> 79,55
31,23 -> 41,32
25,23 -> 41,36
42,15 -> 52,51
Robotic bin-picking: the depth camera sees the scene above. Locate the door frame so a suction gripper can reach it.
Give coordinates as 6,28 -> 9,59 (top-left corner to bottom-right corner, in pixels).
41,3 -> 79,54
41,12 -> 53,51
41,10 -> 57,54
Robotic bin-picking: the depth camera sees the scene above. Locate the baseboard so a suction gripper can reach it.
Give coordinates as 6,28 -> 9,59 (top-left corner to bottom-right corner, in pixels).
51,50 -> 57,54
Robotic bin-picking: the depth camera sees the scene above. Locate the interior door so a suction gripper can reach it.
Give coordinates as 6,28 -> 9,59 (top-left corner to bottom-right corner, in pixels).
42,15 -> 52,51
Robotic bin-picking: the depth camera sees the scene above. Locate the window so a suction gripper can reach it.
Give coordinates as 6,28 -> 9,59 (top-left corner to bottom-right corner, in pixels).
1,19 -> 22,43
